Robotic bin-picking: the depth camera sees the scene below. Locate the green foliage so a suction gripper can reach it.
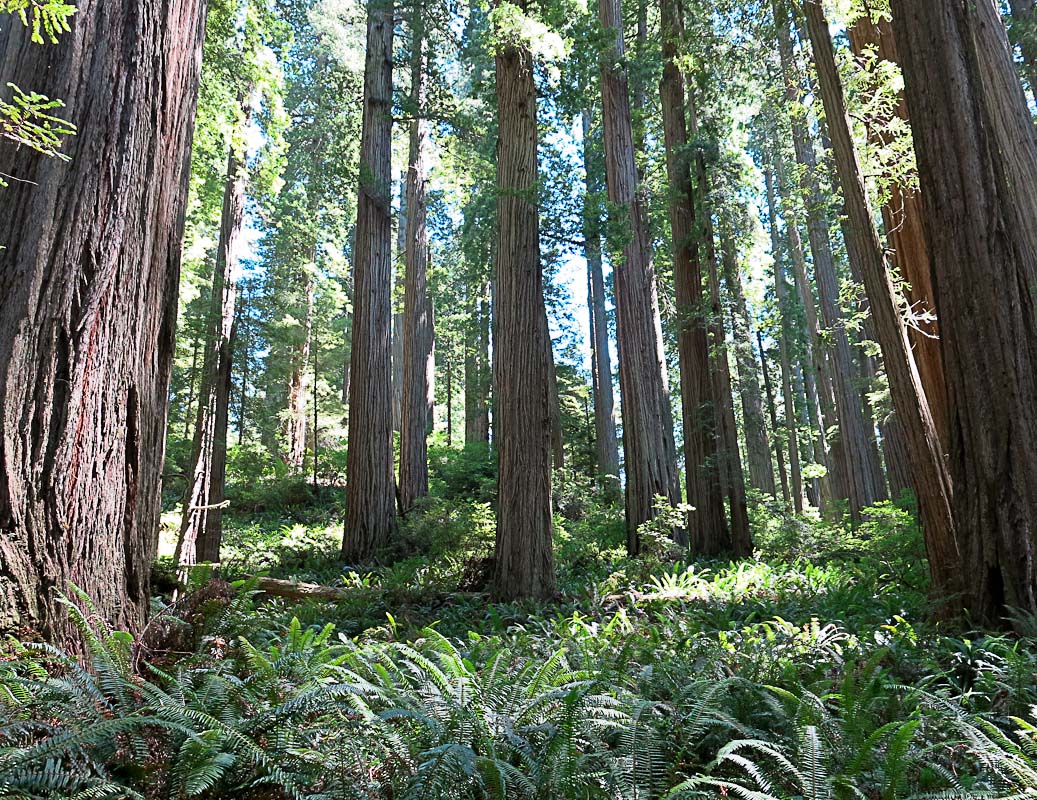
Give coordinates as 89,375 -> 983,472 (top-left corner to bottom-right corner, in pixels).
0,0 -> 75,44
0,83 -> 75,179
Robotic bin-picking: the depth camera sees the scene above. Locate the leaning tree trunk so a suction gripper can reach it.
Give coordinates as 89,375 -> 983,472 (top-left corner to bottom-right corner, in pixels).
890,0 -> 1037,622
342,0 -> 397,561
660,0 -> 727,553
492,0 -> 555,600
176,99 -> 253,571
599,0 -> 681,553
804,0 -> 959,609
399,14 -> 434,514
0,0 -> 207,644
720,228 -> 776,497
581,109 -> 621,489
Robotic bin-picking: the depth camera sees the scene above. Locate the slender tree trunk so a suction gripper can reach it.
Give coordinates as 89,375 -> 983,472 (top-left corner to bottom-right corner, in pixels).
342,0 -> 397,560
0,0 -> 207,643
659,0 -> 727,553
176,99 -> 253,571
464,284 -> 491,445
805,0 -> 959,608
757,330 -> 791,507
765,168 -> 804,513
399,13 -> 434,514
285,276 -> 313,471
890,0 -> 1037,621
446,339 -> 454,447
582,110 -> 621,489
183,337 -> 202,440
721,231 -> 776,496
598,0 -> 681,553
492,0 -> 554,600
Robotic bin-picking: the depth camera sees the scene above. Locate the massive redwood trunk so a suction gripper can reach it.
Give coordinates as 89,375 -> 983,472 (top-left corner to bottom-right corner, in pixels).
176,99 -> 253,569
890,0 -> 1037,621
804,0 -> 959,608
599,0 -> 681,553
0,0 -> 208,642
660,0 -> 727,553
398,13 -> 434,514
492,0 -> 555,600
581,108 -> 621,489
342,0 -> 397,560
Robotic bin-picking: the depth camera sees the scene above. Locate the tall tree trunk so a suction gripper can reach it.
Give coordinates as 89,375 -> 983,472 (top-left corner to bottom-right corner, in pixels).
464,283 -> 491,445
890,0 -> 1037,621
183,337 -> 201,439
582,110 -> 621,490
721,230 -> 776,497
846,14 -> 947,444
765,168 -> 804,513
598,0 -> 681,553
492,0 -> 554,600
0,0 -> 207,643
757,330 -> 791,507
285,275 -> 313,471
342,0 -> 397,561
804,0 -> 959,609
176,98 -> 253,571
399,13 -> 434,514
660,0 -> 727,553
774,0 -> 886,518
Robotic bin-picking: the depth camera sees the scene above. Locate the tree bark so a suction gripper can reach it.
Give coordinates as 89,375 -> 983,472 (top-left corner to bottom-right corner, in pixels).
598,0 -> 681,553
464,283 -> 491,445
660,0 -> 727,553
342,0 -> 397,561
582,110 -> 621,490
757,330 -> 791,507
285,275 -> 313,471
492,0 -> 555,600
176,99 -> 253,571
0,0 -> 207,643
805,0 -> 959,609
720,230 -> 776,497
399,14 -> 434,514
890,0 -> 1037,621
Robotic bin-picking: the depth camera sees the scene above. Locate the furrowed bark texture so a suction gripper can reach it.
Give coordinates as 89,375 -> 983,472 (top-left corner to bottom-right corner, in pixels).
806,0 -> 960,607
343,0 -> 397,560
0,0 -> 208,642
598,0 -> 681,553
399,19 -> 434,514
177,101 -> 253,569
492,8 -> 555,600
890,0 -> 1037,621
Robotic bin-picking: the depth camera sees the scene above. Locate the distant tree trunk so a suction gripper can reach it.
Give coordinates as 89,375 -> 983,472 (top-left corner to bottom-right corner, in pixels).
285,276 -> 313,471
890,0 -> 1037,621
757,331 -> 791,507
764,168 -> 804,513
446,338 -> 454,446
582,111 -> 621,489
392,173 -> 406,434
774,0 -> 886,518
1007,0 -> 1037,101
721,231 -> 776,497
464,283 -> 491,445
342,0 -> 397,561
492,0 -> 554,600
659,0 -> 726,552
176,99 -> 253,571
399,15 -> 434,514
805,0 -> 959,607
599,0 -> 681,553
0,0 -> 207,643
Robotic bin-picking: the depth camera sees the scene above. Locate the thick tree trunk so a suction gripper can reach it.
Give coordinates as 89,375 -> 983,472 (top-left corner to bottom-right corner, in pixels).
0,0 -> 207,643
598,0 -> 681,553
890,0 -> 1037,621
399,17 -> 434,514
492,2 -> 555,600
774,0 -> 886,518
176,100 -> 252,570
660,0 -> 727,553
720,231 -> 776,497
757,331 -> 791,507
464,284 -> 491,445
342,0 -> 397,561
805,0 -> 959,608
764,169 -> 804,513
582,110 -> 621,489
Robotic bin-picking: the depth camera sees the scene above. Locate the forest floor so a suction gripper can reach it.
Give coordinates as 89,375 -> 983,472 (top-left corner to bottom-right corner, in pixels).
5,456 -> 1037,797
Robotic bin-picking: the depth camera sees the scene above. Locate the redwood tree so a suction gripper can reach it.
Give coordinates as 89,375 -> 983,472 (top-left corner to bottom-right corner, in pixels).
890,0 -> 1037,621
342,0 -> 397,561
0,0 -> 208,642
